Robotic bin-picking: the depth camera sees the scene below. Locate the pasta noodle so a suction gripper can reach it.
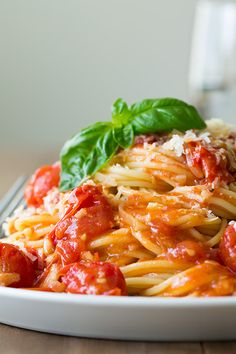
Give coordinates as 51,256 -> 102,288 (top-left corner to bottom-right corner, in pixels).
2,118 -> 236,296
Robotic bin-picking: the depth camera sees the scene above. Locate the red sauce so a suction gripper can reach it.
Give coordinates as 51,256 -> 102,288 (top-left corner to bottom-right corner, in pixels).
219,223 -> 236,273
184,141 -> 234,187
162,261 -> 236,296
167,240 -> 209,264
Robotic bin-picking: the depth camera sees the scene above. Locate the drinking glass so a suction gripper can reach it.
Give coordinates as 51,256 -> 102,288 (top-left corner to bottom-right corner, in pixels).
189,0 -> 236,121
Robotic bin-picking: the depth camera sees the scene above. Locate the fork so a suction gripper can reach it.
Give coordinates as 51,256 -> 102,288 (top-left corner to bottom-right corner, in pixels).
0,176 -> 28,238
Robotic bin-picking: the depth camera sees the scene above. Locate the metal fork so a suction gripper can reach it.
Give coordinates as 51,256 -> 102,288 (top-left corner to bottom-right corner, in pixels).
0,176 -> 28,238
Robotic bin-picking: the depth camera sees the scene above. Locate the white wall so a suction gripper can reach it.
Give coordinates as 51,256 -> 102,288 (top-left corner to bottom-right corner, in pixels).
0,0 -> 198,152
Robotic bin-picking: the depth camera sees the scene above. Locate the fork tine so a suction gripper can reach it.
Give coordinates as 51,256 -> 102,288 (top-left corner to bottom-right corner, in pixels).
0,176 -> 28,238
0,176 -> 28,215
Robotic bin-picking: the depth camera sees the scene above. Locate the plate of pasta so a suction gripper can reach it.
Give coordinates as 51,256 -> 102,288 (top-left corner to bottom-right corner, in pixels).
1,97 -> 236,340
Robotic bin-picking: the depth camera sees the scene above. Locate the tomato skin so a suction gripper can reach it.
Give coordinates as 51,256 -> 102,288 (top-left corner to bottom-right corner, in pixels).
56,217 -> 87,264
61,261 -> 127,295
209,248 -> 223,264
54,185 -> 114,234
185,141 -> 233,186
25,162 -> 60,207
167,240 -> 208,264
50,185 -> 114,265
0,243 -> 36,287
74,202 -> 114,238
219,224 -> 236,273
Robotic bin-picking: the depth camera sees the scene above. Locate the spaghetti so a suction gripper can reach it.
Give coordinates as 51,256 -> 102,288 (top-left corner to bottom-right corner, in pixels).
2,118 -> 236,296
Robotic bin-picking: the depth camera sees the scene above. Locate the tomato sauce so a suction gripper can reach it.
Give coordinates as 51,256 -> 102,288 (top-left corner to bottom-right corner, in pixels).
184,141 -> 234,187
162,261 -> 236,296
220,223 -> 236,273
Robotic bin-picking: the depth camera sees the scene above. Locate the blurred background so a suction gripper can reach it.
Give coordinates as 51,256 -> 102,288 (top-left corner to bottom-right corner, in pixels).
0,0 -> 236,197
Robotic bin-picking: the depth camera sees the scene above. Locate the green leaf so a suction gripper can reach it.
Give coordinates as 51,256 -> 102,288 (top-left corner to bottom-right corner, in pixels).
60,97 -> 206,191
113,124 -> 134,149
60,122 -> 118,191
112,98 -> 130,126
129,98 -> 206,134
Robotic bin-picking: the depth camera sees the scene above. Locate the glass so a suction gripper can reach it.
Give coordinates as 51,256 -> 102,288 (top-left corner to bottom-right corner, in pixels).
189,0 -> 236,121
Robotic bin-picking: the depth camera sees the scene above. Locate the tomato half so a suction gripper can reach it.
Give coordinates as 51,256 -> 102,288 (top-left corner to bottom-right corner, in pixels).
61,261 -> 127,295
55,217 -> 87,264
0,243 -> 36,287
50,185 -> 114,264
25,162 -> 60,207
219,223 -> 236,273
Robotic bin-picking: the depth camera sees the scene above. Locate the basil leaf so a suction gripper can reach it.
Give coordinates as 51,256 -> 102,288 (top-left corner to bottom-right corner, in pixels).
60,97 -> 206,191
60,122 -> 118,191
113,124 -> 134,149
129,98 -> 206,134
112,98 -> 130,126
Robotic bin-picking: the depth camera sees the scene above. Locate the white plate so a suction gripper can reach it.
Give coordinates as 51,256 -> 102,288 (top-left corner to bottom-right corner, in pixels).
0,288 -> 236,341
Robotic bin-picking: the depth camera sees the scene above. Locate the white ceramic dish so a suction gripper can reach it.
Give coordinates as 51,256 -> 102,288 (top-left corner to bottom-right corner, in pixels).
0,287 -> 236,341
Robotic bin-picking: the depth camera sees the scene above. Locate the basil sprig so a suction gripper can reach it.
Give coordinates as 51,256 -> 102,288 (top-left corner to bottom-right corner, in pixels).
60,97 -> 206,191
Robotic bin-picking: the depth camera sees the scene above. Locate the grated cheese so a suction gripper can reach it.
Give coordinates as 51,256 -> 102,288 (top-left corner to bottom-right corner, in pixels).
162,130 -> 211,157
229,221 -> 236,232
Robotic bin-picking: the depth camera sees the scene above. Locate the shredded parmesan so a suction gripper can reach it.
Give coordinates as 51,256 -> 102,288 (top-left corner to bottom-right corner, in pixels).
229,221 -> 236,231
162,130 -> 211,157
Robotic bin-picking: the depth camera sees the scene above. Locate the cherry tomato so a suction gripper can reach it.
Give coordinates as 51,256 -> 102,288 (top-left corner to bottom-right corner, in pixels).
167,240 -> 208,264
56,217 -> 87,264
50,185 -> 114,264
0,243 -> 36,287
219,223 -> 236,273
23,246 -> 44,272
25,162 -> 60,207
184,141 -> 233,186
54,185 -> 114,232
61,261 -> 127,295
73,202 -> 114,238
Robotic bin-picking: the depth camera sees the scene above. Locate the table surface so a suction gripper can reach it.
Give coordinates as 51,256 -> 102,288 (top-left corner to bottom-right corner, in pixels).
1,324 -> 236,354
0,149 -> 235,354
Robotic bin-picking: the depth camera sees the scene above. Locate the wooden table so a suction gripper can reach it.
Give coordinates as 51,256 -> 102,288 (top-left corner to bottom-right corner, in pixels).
0,150 -> 235,354
0,323 -> 235,354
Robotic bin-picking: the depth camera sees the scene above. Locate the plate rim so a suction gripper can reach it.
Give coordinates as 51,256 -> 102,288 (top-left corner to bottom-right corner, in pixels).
1,286 -> 236,307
